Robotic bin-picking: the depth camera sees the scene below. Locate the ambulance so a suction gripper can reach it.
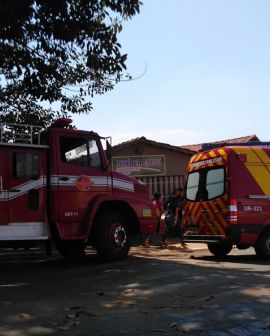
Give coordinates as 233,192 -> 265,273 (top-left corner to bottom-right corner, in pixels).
183,142 -> 270,259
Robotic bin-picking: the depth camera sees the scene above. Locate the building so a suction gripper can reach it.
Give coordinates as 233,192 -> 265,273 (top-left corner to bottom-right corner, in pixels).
112,137 -> 195,201
112,134 -> 260,201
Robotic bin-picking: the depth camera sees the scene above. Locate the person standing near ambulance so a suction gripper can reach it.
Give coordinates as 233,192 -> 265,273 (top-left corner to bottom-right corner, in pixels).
143,192 -> 163,247
160,188 -> 186,248
175,188 -> 186,247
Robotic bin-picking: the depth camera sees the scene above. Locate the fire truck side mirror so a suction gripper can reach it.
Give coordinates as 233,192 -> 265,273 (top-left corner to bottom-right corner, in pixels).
106,140 -> 112,166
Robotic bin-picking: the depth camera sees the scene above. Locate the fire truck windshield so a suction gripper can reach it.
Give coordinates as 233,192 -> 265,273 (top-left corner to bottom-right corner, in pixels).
186,167 -> 225,202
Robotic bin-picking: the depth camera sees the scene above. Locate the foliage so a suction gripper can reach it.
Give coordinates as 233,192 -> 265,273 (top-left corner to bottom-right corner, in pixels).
0,0 -> 141,128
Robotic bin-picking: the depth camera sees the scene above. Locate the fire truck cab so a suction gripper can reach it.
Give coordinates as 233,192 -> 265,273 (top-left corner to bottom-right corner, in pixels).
183,142 -> 270,259
0,119 -> 160,261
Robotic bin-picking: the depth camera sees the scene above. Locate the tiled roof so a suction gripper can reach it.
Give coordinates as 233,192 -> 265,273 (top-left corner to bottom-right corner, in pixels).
113,135 -> 261,154
179,135 -> 260,152
113,136 -> 196,155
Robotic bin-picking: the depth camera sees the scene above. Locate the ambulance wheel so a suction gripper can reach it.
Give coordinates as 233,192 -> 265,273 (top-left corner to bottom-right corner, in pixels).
207,243 -> 233,258
94,211 -> 131,262
56,240 -> 85,260
255,231 -> 270,259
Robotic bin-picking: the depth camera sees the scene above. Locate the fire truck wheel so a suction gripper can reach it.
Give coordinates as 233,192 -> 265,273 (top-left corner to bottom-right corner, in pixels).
94,211 -> 131,262
255,231 -> 270,259
207,243 -> 233,258
56,240 -> 85,260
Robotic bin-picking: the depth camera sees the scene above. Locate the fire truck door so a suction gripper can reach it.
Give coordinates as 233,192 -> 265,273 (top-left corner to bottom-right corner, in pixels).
6,148 -> 47,235
0,147 -> 8,225
54,136 -> 109,228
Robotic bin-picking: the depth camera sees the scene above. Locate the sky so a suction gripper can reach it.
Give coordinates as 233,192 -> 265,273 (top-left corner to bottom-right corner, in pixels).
73,0 -> 270,147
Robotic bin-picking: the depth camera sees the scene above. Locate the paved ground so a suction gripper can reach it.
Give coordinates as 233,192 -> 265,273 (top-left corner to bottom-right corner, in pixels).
130,241 -> 270,336
0,240 -> 269,336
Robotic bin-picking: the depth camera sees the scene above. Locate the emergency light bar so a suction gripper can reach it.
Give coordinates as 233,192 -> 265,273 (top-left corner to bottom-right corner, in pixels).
51,117 -> 73,128
200,141 -> 270,152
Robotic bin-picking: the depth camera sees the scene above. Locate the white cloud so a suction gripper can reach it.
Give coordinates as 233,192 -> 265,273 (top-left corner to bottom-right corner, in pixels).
158,129 -> 206,146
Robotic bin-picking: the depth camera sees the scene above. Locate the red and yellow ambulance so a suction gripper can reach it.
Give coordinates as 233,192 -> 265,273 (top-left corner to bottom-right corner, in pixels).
183,142 -> 270,259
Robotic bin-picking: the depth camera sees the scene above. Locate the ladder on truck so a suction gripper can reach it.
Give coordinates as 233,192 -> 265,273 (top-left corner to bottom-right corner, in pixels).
0,123 -> 43,145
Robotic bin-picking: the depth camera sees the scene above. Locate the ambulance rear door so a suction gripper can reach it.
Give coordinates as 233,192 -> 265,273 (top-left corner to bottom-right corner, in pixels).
184,152 -> 228,238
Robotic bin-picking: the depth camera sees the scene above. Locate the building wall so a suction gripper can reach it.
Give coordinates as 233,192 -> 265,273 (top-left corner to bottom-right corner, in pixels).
112,142 -> 193,201
112,143 -> 191,175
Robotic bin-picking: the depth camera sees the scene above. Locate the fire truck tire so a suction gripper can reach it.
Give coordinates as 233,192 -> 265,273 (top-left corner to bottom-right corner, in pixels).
207,243 -> 233,258
56,240 -> 85,260
255,231 -> 270,259
94,211 -> 131,262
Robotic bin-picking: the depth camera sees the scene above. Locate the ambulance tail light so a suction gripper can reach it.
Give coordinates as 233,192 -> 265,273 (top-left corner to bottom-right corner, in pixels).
228,198 -> 238,224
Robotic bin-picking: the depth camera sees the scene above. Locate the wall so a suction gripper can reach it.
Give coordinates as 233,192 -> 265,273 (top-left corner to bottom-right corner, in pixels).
112,141 -> 193,201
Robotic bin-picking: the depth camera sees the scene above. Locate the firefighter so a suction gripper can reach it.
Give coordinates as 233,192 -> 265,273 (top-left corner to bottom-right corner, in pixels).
160,188 -> 187,248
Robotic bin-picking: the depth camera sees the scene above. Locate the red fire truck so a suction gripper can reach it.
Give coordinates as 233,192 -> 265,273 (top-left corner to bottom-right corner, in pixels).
0,119 -> 161,261
183,142 -> 270,259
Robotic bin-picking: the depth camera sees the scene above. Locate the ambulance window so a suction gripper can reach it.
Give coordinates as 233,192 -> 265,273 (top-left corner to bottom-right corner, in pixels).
186,172 -> 200,201
206,168 -> 225,199
186,167 -> 225,202
13,153 -> 39,180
